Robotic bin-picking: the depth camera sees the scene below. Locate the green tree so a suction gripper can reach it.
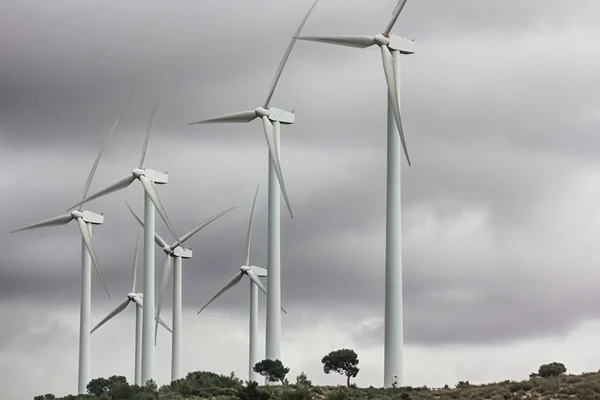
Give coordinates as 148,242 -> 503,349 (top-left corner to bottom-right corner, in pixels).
33,395 -> 56,400
538,362 -> 567,378
253,359 -> 290,385
296,371 -> 312,387
236,381 -> 271,400
321,348 -> 360,387
87,377 -> 112,396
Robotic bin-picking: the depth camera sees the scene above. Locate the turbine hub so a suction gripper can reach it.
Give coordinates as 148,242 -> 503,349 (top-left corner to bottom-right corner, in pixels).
132,168 -> 145,178
127,292 -> 136,299
240,265 -> 250,273
254,107 -> 269,117
163,245 -> 173,255
374,33 -> 390,46
70,210 -> 83,219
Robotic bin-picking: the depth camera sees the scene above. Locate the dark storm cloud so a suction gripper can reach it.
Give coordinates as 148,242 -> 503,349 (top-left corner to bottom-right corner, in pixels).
2,0 -> 600,375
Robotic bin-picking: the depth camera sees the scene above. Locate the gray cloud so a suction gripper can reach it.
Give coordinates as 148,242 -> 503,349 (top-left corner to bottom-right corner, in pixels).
2,0 -> 600,398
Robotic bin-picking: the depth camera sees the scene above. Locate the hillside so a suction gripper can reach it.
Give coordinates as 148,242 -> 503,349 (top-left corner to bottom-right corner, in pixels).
34,368 -> 600,400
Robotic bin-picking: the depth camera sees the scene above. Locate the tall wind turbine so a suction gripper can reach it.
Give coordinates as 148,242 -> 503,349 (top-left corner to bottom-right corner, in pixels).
90,235 -> 172,386
11,118 -> 119,394
67,76 -> 180,386
188,0 -> 320,371
125,202 -> 236,382
197,185 -> 287,382
294,0 -> 415,388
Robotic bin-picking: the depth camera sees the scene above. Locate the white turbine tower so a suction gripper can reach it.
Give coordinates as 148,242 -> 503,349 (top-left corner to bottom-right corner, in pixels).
197,185 -> 287,382
90,235 -> 172,386
67,76 -> 180,386
188,0 -> 319,372
125,202 -> 236,382
11,118 -> 119,394
294,0 -> 415,388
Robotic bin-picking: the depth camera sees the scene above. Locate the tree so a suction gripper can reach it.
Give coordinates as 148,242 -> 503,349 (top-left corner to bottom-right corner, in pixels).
321,349 -> 360,387
236,381 -> 271,400
253,359 -> 290,385
538,362 -> 566,378
296,371 -> 312,387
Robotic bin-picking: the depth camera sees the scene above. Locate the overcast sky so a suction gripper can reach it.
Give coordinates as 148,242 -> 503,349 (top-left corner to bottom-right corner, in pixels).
2,0 -> 600,398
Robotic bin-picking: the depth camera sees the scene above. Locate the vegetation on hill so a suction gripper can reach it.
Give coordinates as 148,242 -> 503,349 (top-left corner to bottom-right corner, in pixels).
33,351 -> 600,400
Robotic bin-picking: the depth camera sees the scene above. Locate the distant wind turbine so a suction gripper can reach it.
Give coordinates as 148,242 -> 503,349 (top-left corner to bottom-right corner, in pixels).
10,117 -> 119,394
67,74 -> 179,385
197,185 -> 287,383
188,0 -> 320,373
294,0 -> 416,388
125,202 -> 236,382
90,235 -> 172,386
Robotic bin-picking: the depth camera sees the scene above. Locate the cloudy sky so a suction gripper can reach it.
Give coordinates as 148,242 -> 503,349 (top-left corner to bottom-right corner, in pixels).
2,0 -> 600,398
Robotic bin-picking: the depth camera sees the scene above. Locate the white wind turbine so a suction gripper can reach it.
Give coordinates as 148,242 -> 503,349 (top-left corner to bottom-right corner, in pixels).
125,202 -> 236,382
188,0 -> 319,370
11,118 -> 119,394
90,235 -> 172,386
67,76 -> 180,386
294,0 -> 415,388
197,185 -> 287,383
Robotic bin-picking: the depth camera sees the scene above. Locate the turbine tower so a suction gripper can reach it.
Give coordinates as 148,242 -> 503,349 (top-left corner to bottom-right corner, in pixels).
90,235 -> 172,386
67,75 -> 180,386
188,0 -> 320,374
197,185 -> 287,382
125,202 -> 236,382
11,118 -> 119,394
294,0 -> 415,388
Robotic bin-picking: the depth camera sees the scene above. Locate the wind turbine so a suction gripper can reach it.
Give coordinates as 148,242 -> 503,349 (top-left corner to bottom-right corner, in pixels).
10,118 -> 119,394
197,185 -> 287,383
188,0 -> 320,371
125,202 -> 236,382
294,0 -> 415,388
67,75 -> 180,386
90,235 -> 172,386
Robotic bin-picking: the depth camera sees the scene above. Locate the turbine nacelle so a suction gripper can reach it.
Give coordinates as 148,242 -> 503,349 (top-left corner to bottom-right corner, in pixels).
80,210 -> 104,225
249,266 -> 268,278
387,34 -> 416,54
172,246 -> 192,259
254,106 -> 295,125
132,168 -> 169,184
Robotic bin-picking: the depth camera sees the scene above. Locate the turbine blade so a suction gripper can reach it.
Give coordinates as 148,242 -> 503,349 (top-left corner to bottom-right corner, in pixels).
66,174 -> 136,211
90,298 -> 131,333
131,233 -> 140,293
248,270 -> 288,314
154,255 -> 172,344
188,110 -> 257,125
79,117 -> 120,211
10,213 -> 73,233
380,46 -> 411,166
263,0 -> 321,108
125,202 -> 168,248
384,0 -> 409,36
261,117 -> 294,219
138,175 -> 181,246
156,315 -> 172,334
293,35 -> 376,49
245,185 -> 260,266
176,207 -> 236,248
132,295 -> 143,308
197,271 -> 244,315
139,72 -> 169,169
76,217 -> 111,298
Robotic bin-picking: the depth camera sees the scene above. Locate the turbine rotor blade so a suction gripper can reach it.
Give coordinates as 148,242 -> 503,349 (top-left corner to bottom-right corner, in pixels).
154,255 -> 172,344
10,213 -> 73,233
247,270 -> 288,314
131,296 -> 172,334
131,233 -> 140,293
263,0 -> 321,108
138,175 -> 181,246
76,217 -> 111,298
293,35 -> 377,49
176,207 -> 236,248
261,117 -> 294,219
90,298 -> 131,333
384,0 -> 409,36
380,46 -> 411,166
188,110 -> 257,125
197,271 -> 245,315
139,72 -> 169,169
66,174 -> 136,211
125,202 -> 168,248
245,185 -> 260,266
79,117 -> 120,211
156,315 -> 172,334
